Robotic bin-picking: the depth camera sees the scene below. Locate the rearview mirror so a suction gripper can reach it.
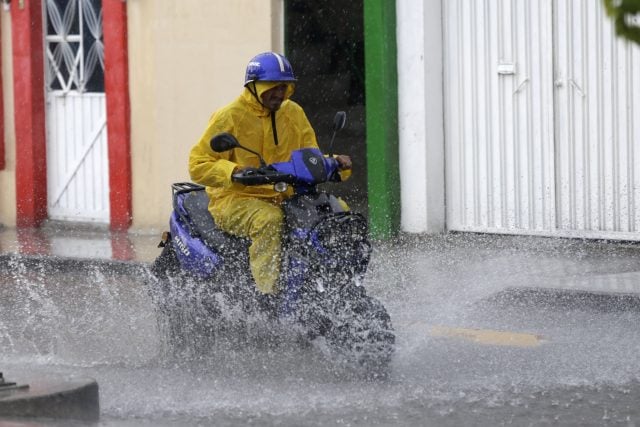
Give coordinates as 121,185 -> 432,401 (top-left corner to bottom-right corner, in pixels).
210,133 -> 240,153
328,111 -> 347,156
333,111 -> 347,132
210,132 -> 267,167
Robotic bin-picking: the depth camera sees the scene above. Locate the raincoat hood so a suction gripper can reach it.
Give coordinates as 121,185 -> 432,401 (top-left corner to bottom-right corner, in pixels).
243,81 -> 295,116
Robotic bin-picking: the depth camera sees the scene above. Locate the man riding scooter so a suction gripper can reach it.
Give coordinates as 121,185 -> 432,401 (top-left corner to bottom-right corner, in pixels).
189,52 -> 353,297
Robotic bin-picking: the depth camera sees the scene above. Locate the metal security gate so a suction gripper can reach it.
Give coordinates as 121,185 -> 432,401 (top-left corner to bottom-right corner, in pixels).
44,0 -> 109,223
444,0 -> 640,240
554,0 -> 640,237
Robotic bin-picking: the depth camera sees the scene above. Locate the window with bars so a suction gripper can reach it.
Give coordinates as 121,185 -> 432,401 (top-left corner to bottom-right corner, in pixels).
44,0 -> 104,93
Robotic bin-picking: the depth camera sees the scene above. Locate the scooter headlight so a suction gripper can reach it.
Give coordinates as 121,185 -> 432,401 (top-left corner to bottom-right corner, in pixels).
274,182 -> 288,193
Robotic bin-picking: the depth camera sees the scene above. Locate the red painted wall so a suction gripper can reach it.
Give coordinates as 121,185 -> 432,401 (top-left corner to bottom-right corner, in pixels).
103,0 -> 132,231
12,0 -> 47,227
0,17 -> 5,171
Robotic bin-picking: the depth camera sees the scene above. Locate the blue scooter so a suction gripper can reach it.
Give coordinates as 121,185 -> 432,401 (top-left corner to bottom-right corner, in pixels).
149,112 -> 394,373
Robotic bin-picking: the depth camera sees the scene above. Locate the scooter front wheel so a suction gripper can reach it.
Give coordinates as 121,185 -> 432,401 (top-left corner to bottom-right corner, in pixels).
323,293 -> 395,377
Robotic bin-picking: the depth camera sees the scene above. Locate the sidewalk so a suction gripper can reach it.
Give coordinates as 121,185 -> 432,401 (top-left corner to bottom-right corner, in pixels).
2,222 -> 640,297
0,222 -> 162,265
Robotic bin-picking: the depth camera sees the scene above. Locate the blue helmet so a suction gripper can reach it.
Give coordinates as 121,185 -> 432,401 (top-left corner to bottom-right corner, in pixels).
244,52 -> 297,86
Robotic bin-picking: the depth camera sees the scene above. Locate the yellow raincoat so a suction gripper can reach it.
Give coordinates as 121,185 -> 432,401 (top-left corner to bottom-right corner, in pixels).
189,82 -> 349,294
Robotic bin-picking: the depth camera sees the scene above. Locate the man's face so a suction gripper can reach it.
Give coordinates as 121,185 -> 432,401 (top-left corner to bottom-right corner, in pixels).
260,84 -> 288,111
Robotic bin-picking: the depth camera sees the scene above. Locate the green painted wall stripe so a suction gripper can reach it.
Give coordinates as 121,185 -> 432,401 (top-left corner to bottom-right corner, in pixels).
364,0 -> 400,239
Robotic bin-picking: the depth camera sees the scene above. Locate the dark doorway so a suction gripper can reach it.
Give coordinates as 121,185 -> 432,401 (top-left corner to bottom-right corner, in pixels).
285,0 -> 367,214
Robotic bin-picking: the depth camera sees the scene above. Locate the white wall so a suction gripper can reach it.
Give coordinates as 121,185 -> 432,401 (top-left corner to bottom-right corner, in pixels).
396,0 -> 445,233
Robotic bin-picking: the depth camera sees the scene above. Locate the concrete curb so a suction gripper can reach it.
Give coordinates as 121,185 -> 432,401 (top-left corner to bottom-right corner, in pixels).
0,252 -> 150,276
0,377 -> 99,421
0,255 -> 143,422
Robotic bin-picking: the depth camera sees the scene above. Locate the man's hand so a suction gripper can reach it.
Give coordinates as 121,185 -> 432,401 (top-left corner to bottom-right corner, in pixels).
233,166 -> 259,175
335,155 -> 352,170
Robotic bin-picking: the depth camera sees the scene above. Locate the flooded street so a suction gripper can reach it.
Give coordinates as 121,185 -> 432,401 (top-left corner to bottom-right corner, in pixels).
2,234 -> 640,426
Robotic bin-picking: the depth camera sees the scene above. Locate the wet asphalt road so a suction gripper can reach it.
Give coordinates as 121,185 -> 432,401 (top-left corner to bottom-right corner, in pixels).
1,233 -> 640,426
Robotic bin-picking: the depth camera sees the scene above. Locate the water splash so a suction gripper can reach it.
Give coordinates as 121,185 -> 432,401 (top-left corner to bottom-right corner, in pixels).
2,234 -> 640,424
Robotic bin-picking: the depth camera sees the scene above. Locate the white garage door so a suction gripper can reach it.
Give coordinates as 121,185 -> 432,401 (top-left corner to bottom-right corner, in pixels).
444,0 -> 640,240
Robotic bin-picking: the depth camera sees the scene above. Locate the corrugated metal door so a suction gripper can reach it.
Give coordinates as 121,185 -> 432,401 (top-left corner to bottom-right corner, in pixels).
554,0 -> 640,239
444,0 -> 640,239
44,0 -> 109,223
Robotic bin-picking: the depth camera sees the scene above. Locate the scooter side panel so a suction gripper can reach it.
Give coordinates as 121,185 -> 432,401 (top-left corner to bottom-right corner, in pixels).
169,212 -> 223,279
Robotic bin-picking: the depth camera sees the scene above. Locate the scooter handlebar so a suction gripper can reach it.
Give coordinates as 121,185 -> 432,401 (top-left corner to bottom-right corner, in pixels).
231,167 -> 294,186
231,148 -> 342,187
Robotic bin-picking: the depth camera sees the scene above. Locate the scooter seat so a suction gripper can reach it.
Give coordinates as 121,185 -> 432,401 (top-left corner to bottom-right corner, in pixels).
182,190 -> 249,255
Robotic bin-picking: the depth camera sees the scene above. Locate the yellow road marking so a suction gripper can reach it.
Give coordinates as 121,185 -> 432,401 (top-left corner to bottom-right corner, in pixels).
430,326 -> 545,348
